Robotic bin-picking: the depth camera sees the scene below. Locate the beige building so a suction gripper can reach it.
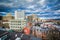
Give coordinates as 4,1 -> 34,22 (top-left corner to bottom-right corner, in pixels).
9,19 -> 27,31
27,16 -> 33,22
3,13 -> 14,21
2,13 -> 14,28
26,14 -> 38,22
32,14 -> 37,19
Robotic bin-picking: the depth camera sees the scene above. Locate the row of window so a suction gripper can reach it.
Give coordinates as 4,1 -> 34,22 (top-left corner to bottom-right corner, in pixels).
10,23 -> 26,24
10,24 -> 26,25
33,28 -> 48,32
11,26 -> 23,28
10,22 -> 26,24
11,21 -> 26,22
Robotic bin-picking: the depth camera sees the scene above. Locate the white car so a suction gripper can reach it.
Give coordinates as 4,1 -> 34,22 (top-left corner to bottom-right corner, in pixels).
15,37 -> 21,40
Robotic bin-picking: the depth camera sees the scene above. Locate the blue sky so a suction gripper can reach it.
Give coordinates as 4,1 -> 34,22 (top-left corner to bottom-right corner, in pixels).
0,0 -> 60,19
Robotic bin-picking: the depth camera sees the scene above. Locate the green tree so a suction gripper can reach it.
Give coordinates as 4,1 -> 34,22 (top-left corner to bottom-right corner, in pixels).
57,22 -> 60,25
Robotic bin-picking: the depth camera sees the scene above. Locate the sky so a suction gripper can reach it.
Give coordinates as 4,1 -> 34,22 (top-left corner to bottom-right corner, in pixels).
0,0 -> 60,19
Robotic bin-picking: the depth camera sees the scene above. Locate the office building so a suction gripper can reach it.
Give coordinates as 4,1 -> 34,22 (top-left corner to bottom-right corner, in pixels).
15,10 -> 25,19
9,19 -> 27,31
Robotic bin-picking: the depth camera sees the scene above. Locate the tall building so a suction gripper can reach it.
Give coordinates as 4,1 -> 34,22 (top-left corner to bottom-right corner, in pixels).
27,16 -> 33,22
26,14 -> 38,22
9,10 -> 26,31
15,10 -> 25,19
9,19 -> 27,31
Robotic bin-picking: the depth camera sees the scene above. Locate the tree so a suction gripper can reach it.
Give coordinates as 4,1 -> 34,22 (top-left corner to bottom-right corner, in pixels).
57,22 -> 60,25
35,23 -> 40,26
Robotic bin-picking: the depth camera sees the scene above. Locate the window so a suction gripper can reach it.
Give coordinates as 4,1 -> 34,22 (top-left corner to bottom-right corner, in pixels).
37,29 -> 39,31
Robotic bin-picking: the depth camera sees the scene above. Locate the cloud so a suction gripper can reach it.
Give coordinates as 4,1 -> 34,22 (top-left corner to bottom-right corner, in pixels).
0,0 -> 60,19
55,10 -> 60,13
27,5 -> 35,9
38,0 -> 46,5
0,0 -> 59,10
40,16 -> 60,19
26,0 -> 33,2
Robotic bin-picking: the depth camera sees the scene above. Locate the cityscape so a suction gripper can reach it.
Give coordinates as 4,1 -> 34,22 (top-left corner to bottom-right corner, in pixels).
0,0 -> 60,40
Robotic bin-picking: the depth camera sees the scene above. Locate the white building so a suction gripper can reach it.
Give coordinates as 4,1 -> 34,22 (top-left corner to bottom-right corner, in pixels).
15,10 -> 25,19
9,19 -> 26,31
9,10 -> 26,31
